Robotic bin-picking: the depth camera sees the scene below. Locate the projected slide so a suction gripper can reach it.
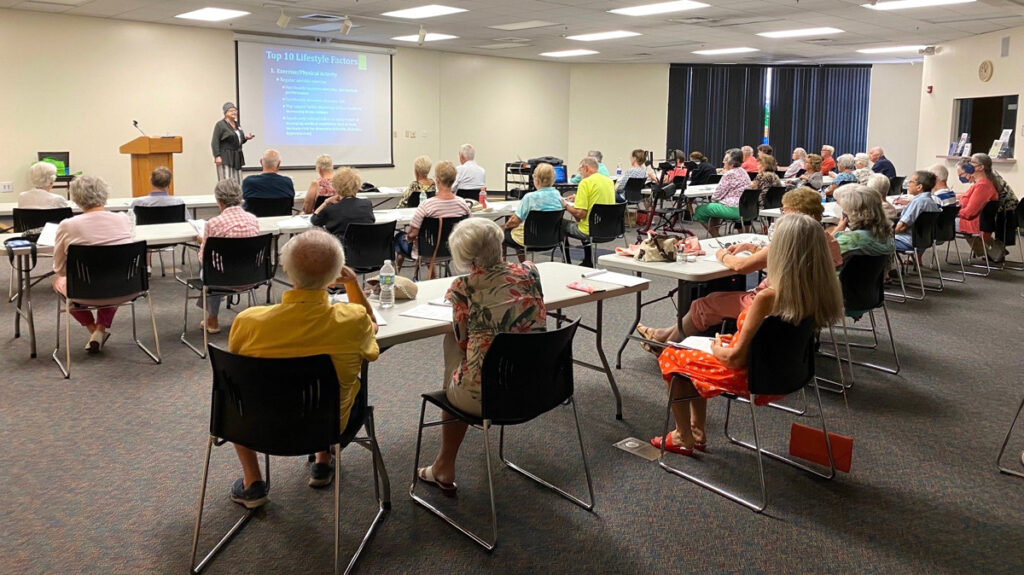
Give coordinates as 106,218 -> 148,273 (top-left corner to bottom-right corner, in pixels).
237,38 -> 393,168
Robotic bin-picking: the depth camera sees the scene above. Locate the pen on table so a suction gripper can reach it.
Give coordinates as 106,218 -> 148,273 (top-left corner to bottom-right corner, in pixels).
712,238 -> 723,248
581,269 -> 607,278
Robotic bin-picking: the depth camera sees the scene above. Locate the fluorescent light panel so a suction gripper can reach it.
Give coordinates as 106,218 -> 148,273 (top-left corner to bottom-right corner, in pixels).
382,5 -> 467,19
609,1 -> 710,16
856,45 -> 926,53
393,33 -> 458,42
692,47 -> 759,55
567,30 -> 641,41
757,27 -> 844,38
864,0 -> 974,10
475,43 -> 532,49
175,8 -> 250,22
540,49 -> 599,58
488,20 -> 558,31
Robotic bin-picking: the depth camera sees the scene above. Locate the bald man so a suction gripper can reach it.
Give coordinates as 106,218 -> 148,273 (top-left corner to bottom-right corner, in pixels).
241,149 -> 295,201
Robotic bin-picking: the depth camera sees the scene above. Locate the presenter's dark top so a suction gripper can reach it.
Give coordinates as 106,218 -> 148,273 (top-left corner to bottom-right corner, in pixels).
311,197 -> 375,241
871,156 -> 897,179
688,161 -> 718,186
242,172 -> 295,200
211,119 -> 247,169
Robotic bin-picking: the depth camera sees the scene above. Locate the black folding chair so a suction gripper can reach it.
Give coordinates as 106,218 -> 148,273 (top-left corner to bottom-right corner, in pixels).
997,382 -> 1024,479
506,209 -> 565,262
706,173 -> 722,185
889,210 -> 942,301
314,195 -> 331,210
343,220 -> 397,276
415,216 -> 466,280
133,203 -> 188,277
763,186 -> 786,210
181,235 -> 275,358
411,320 -> 593,550
954,200 -> 1000,276
564,202 -> 626,266
888,176 -> 905,196
737,188 -> 762,233
657,316 -> 834,512
53,241 -> 161,378
190,348 -> 389,575
9,207 -> 73,299
405,189 -> 435,208
622,177 -> 646,213
455,188 -> 480,202
935,205 -> 966,282
244,197 -> 295,217
1000,202 -> 1024,271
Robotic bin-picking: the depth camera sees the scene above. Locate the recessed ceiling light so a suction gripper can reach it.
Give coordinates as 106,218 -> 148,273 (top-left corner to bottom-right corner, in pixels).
392,32 -> 458,42
692,47 -> 759,55
175,8 -> 250,22
381,5 -> 467,19
566,30 -> 642,42
475,43 -> 532,49
864,0 -> 974,10
757,27 -> 844,39
856,45 -> 927,53
609,1 -> 710,17
539,49 -> 599,58
488,20 -> 559,31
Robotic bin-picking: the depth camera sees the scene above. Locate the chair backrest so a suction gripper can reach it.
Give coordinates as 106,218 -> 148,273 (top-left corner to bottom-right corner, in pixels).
455,188 -> 480,202
1017,200 -> 1024,228
935,205 -> 959,243
588,202 -> 626,243
343,220 -> 397,272
839,254 -> 889,313
980,200 -> 999,233
522,209 -> 565,250
623,178 -> 646,202
480,319 -> 580,424
244,197 -> 294,217
133,203 -> 186,225
417,216 -> 466,260
65,241 -> 149,300
706,173 -> 723,185
202,234 -> 275,289
775,169 -> 788,179
12,207 -> 74,234
314,195 -> 330,210
746,316 -> 816,396
746,171 -> 759,182
738,189 -> 760,221
672,175 -> 687,190
405,189 -> 435,208
888,176 -> 905,196
910,210 -> 940,249
836,179 -> 857,189
763,186 -> 786,209
206,346 -> 343,456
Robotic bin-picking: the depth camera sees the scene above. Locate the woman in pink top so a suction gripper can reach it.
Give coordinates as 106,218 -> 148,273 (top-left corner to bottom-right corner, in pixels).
402,160 -> 471,273
956,155 -> 998,238
301,154 -> 336,214
52,176 -> 134,353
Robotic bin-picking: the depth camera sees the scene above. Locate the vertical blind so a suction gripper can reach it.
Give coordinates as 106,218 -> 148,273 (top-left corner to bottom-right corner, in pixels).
667,65 -> 767,161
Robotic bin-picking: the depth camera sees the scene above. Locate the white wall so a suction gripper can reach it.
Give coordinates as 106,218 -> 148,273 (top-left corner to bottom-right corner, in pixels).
918,26 -> 1024,193
867,64 -> 923,175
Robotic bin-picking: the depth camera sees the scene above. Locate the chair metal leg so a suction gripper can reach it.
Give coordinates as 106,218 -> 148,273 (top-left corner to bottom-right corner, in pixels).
340,406 -> 391,575
941,241 -> 967,282
130,296 -> 161,364
816,325 -> 854,395
996,392 -> 1024,479
52,297 -> 71,378
961,234 -> 993,276
181,285 -> 209,358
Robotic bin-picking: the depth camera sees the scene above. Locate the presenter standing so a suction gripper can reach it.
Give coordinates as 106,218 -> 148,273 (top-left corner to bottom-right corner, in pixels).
211,102 -> 253,184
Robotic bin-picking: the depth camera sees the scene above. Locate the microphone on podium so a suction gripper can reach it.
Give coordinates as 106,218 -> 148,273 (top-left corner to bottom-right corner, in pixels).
132,120 -> 148,137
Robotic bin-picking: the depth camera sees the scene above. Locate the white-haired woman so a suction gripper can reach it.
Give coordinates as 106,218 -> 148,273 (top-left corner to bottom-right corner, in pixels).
19,161 -> 68,209
864,173 -> 900,220
653,213 -> 843,455
416,218 -> 547,494
853,153 -> 872,184
831,185 -> 895,258
301,154 -> 336,214
397,155 -> 436,209
51,175 -> 133,352
824,154 -> 858,199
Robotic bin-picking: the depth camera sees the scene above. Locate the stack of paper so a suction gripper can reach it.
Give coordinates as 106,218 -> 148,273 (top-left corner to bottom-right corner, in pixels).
668,336 -> 714,354
399,304 -> 453,322
276,215 -> 311,230
36,222 -> 59,247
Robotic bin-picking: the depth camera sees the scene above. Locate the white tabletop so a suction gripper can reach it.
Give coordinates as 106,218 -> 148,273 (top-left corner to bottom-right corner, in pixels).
684,184 -> 717,198
762,202 -> 843,224
597,233 -> 768,282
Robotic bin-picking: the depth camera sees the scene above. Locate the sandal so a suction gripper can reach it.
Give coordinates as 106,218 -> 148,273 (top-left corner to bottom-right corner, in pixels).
650,433 -> 695,456
417,466 -> 457,496
200,321 -> 221,334
635,325 -> 663,356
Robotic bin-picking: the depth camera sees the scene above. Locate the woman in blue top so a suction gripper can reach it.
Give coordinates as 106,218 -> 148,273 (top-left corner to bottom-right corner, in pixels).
824,154 -> 858,200
504,163 -> 565,262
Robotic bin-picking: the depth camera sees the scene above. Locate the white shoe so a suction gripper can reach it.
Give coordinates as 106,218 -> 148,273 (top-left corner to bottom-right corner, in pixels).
1020,451 -> 1024,469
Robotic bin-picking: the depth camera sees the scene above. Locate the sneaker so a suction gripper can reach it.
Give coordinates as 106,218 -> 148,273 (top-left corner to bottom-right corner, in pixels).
309,459 -> 335,488
230,478 -> 268,509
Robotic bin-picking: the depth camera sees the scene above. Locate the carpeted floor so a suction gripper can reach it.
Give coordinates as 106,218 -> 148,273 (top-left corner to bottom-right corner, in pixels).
1,219 -> 1023,574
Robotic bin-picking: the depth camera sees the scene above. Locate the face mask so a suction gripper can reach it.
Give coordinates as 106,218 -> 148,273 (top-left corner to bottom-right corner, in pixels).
958,175 -> 970,184
959,163 -> 974,184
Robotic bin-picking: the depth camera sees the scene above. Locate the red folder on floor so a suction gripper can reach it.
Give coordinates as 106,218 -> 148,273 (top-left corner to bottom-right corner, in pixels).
789,423 -> 853,473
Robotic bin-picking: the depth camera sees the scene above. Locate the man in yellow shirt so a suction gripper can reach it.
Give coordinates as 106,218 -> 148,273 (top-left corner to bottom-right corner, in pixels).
562,156 -> 615,267
227,229 -> 379,508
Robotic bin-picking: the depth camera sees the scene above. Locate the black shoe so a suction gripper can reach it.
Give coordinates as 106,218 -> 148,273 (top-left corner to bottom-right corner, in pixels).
230,478 -> 268,509
309,460 -> 335,488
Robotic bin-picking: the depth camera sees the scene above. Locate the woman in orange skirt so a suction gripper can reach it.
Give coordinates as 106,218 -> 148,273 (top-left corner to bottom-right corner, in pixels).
652,213 -> 844,456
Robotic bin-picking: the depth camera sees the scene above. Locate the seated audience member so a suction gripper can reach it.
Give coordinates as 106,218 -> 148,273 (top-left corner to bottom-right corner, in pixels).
51,175 -> 133,352
694,148 -> 750,235
301,154 -> 336,214
615,148 -> 657,201
893,170 -> 941,252
929,164 -> 957,207
869,146 -> 897,178
452,143 -> 486,193
562,156 -> 616,267
241,149 -> 294,201
311,167 -> 375,242
130,167 -> 184,211
854,153 -> 873,184
504,162 -> 563,261
661,149 -> 688,184
227,228 -> 379,507
749,154 -> 782,207
798,154 -> 824,190
416,218 -> 546,493
985,161 -> 1019,262
19,161 -> 69,209
687,151 -> 717,185
740,145 -> 759,172
402,160 -> 472,268
757,144 -> 773,160
570,150 -> 610,184
397,155 -> 436,209
196,179 -> 261,334
784,147 -> 807,178
820,145 -> 837,175
651,214 -> 843,454
831,185 -> 895,258
955,155 -> 999,257
865,173 -> 900,220
637,187 -> 842,350
824,154 -> 858,198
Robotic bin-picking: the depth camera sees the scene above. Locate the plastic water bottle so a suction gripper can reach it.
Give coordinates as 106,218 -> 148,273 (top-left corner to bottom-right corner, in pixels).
379,260 -> 395,309
478,187 -> 487,209
128,208 -> 137,235
419,190 -> 427,205
616,163 -> 622,177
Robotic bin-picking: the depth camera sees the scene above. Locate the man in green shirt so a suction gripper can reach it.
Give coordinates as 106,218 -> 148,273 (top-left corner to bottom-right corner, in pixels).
569,150 -> 610,184
562,156 -> 616,267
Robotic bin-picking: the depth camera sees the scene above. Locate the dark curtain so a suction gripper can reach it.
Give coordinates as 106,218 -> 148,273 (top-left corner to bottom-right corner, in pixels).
768,65 -> 871,159
667,64 -> 768,162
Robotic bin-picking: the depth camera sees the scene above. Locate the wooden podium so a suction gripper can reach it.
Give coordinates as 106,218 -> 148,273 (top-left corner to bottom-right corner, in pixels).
119,136 -> 183,197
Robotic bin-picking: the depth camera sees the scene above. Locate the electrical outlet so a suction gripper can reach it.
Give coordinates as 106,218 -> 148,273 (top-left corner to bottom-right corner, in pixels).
0,181 -> 13,193
405,130 -> 416,139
